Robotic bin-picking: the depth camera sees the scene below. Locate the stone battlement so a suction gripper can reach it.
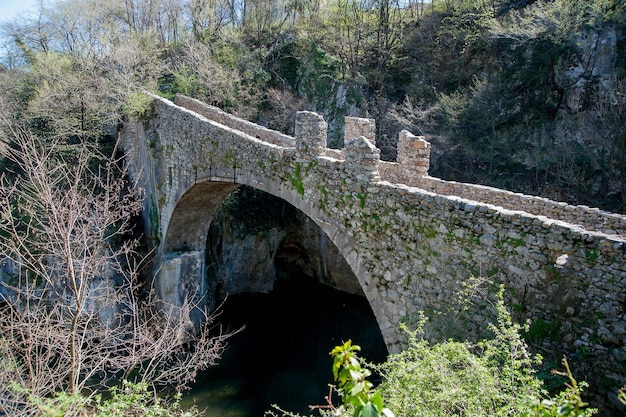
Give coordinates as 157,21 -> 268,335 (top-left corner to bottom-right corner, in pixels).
174,93 -> 625,236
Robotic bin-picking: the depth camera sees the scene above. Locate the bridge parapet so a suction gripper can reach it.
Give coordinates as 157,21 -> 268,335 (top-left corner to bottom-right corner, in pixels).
397,130 -> 431,177
323,148 -> 345,159
378,130 -> 432,187
412,176 -> 626,236
342,117 -> 380,181
174,94 -> 295,148
160,93 -> 626,236
344,136 -> 381,183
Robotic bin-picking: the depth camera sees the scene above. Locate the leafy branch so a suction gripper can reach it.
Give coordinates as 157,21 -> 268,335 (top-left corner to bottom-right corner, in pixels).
527,356 -> 596,417
310,340 -> 394,417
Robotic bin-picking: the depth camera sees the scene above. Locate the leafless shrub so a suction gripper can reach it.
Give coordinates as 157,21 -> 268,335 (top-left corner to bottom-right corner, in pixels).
260,87 -> 308,134
0,125 -> 232,415
380,96 -> 437,161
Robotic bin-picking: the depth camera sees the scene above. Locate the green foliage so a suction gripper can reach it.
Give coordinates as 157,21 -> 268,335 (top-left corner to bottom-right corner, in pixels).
273,285 -> 599,417
171,36 -> 269,118
584,249 -> 599,264
148,197 -> 161,245
524,318 -> 560,344
15,381 -> 197,417
173,64 -> 198,96
264,37 -> 340,95
619,385 -> 626,405
375,288 -> 596,417
124,91 -> 153,118
526,358 -> 596,417
96,381 -> 194,417
329,340 -> 394,417
491,0 -> 601,119
288,161 -> 305,196
9,382 -> 91,417
356,192 -> 367,209
20,50 -> 119,140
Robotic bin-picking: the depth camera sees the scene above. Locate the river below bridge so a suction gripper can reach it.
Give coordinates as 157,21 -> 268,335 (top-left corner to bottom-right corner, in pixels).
181,275 -> 388,417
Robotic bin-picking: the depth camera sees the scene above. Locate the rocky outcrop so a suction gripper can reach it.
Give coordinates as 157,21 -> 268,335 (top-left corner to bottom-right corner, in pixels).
204,187 -> 363,310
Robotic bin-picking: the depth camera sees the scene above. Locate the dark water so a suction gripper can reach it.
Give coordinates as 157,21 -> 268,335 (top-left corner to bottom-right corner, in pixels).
181,276 -> 388,417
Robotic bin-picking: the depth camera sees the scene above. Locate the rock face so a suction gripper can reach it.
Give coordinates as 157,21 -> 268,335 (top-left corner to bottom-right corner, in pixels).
205,186 -> 362,310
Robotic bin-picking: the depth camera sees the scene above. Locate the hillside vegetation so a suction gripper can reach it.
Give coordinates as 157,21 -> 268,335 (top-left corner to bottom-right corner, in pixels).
1,0 -> 625,212
1,1 -> 625,416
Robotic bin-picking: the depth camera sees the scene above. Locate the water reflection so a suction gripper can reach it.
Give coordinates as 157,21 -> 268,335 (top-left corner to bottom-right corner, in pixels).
182,276 -> 388,417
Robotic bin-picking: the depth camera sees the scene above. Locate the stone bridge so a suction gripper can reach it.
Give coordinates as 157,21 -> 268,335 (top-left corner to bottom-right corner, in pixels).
121,94 -> 626,397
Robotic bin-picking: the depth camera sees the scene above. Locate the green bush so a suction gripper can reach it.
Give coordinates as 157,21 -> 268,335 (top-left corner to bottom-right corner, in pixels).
374,289 -> 596,417
329,340 -> 394,417
124,91 -> 153,118
269,287 -> 597,417
14,381 -> 199,417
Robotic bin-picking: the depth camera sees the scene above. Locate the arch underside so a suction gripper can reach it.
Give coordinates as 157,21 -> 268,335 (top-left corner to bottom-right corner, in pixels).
163,182 -> 240,253
159,176 -> 391,346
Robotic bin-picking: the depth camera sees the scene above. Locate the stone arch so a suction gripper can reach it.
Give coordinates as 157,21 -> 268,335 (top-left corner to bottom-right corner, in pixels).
162,181 -> 240,253
122,94 -> 626,414
158,173 -> 391,347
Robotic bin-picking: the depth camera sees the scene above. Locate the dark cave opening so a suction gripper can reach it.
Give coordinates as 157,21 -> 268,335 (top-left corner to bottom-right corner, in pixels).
184,274 -> 388,417
184,186 -> 387,416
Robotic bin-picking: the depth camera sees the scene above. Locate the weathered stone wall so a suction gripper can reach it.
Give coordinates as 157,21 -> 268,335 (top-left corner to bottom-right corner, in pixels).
121,94 -> 626,414
373,120 -> 625,236
376,167 -> 626,234
174,95 -> 295,148
411,176 -> 626,236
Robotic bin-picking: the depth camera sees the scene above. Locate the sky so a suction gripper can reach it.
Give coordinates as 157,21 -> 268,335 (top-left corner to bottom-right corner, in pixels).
0,0 -> 41,23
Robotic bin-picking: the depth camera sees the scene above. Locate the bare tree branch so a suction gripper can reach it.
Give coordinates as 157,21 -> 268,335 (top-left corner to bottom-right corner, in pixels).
0,125 -> 234,414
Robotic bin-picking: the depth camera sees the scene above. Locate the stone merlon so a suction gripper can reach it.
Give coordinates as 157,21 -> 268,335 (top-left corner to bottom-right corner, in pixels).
398,130 -> 431,175
295,110 -> 327,158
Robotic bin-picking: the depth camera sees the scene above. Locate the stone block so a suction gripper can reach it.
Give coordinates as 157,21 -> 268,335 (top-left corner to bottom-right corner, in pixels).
397,130 -> 431,178
295,111 -> 327,157
345,116 -> 375,143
